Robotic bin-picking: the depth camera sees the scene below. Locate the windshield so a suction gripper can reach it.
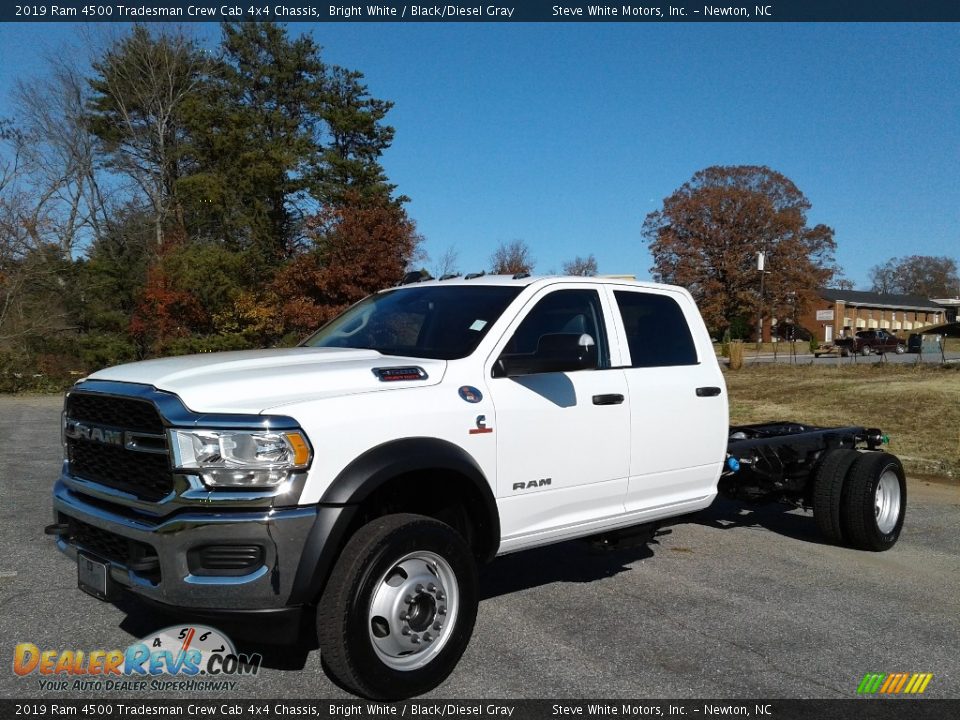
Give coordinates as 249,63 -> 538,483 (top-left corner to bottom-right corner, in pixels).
302,285 -> 524,360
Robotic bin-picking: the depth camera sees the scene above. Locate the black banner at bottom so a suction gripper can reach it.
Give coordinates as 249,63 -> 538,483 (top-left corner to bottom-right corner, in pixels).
2,700 -> 959,720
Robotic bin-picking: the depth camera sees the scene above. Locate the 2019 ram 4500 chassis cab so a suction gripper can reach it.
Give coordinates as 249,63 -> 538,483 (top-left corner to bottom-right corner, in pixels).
48,276 -> 906,698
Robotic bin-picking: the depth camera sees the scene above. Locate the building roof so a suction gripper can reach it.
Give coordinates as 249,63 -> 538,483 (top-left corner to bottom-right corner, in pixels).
819,288 -> 943,311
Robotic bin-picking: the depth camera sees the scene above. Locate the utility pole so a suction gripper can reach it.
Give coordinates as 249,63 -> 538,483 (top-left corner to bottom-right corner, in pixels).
756,250 -> 766,350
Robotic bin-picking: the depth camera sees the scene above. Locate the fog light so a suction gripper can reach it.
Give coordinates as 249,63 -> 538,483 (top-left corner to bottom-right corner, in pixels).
187,545 -> 264,576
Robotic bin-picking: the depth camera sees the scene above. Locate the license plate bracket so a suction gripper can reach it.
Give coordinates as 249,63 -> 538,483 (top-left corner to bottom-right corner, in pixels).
78,552 -> 113,601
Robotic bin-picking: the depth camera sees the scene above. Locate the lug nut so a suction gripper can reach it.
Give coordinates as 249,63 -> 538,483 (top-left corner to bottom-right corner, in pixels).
404,594 -> 414,604
410,635 -> 420,644
438,606 -> 446,616
401,627 -> 410,635
433,622 -> 442,631
423,633 -> 432,642
415,583 -> 424,593
436,591 -> 445,601
427,583 -> 437,592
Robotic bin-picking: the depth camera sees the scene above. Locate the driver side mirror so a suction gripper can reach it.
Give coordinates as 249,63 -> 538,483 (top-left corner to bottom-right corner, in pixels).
494,333 -> 597,378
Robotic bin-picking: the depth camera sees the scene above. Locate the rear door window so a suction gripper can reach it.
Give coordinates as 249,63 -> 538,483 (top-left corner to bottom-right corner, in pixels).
613,291 -> 698,367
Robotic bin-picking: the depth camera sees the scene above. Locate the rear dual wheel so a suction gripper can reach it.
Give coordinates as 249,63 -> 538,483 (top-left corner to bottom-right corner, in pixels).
812,449 -> 859,545
842,452 -> 906,551
812,450 -> 905,551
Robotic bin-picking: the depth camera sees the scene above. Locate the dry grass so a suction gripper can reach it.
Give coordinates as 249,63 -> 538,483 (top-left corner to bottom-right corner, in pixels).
724,363 -> 960,480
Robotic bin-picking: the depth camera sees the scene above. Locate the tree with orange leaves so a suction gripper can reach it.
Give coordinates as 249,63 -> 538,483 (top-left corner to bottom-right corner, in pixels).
643,165 -> 836,337
272,197 -> 422,337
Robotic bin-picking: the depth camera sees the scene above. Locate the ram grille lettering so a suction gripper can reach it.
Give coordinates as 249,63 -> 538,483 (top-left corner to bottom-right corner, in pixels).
64,420 -> 125,448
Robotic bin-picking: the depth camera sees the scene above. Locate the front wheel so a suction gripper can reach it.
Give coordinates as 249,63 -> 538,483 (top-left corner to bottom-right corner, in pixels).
841,452 -> 906,551
316,514 -> 478,699
860,346 -> 872,356
895,344 -> 906,354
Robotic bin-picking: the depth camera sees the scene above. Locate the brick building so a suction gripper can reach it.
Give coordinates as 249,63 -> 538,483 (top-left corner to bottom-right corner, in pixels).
932,298 -> 959,323
796,289 -> 946,343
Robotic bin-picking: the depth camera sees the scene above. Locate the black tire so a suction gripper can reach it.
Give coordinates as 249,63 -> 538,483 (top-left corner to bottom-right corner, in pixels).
316,513 -> 478,699
840,349 -> 849,357
860,345 -> 871,356
841,452 -> 906,552
812,449 -> 860,545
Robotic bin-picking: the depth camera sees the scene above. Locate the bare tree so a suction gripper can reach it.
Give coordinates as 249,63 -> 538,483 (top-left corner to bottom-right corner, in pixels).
490,240 -> 534,275
431,245 -> 460,278
562,254 -> 598,276
87,26 -> 210,248
0,149 -> 72,344
870,255 -> 959,298
14,57 -> 106,258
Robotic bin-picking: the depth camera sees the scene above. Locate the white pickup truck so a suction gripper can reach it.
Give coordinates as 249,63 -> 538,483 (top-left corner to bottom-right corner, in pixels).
48,275 -> 906,698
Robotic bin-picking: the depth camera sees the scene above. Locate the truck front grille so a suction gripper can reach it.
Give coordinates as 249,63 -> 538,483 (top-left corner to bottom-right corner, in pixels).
68,440 -> 173,501
65,392 -> 174,502
66,392 -> 165,434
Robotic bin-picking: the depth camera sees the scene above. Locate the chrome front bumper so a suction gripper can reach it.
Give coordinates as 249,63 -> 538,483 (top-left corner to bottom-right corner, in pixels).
52,478 -> 317,611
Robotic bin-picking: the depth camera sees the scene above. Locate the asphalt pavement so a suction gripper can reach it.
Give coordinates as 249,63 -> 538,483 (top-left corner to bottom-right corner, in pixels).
1,395 -> 958,700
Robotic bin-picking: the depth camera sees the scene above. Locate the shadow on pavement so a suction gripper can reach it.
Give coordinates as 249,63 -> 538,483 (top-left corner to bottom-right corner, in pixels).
690,496 -> 827,546
116,595 -> 317,671
111,499 -> 823,672
479,538 -> 655,602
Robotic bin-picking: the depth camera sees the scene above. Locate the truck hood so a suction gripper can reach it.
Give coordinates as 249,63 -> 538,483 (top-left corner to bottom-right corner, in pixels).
85,348 -> 446,414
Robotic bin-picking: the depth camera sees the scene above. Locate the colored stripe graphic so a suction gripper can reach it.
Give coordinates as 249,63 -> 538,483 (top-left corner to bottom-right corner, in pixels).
857,673 -> 886,694
892,673 -> 909,693
858,673 -> 933,694
879,674 -> 897,693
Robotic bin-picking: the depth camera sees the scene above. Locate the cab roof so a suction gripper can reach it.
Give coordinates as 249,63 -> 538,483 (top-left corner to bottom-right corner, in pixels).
393,273 -> 678,293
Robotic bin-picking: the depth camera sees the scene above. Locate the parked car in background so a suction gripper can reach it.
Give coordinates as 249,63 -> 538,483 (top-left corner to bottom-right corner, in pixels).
907,333 -> 943,353
835,329 -> 905,356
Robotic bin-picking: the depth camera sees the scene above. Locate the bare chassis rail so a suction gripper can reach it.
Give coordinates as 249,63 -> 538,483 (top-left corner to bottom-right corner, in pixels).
722,422 -> 886,503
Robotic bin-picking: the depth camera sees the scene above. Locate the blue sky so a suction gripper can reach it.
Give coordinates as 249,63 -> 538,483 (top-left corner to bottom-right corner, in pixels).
1,22 -> 957,287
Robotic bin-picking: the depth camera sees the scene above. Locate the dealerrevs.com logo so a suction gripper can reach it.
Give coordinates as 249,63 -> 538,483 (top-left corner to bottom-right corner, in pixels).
13,625 -> 261,692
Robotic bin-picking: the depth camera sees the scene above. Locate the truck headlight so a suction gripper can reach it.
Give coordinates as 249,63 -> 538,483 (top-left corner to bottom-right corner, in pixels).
169,429 -> 312,488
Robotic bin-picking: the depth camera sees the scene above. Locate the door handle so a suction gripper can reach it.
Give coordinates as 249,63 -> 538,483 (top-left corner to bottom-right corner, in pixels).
696,386 -> 722,397
592,393 -> 625,405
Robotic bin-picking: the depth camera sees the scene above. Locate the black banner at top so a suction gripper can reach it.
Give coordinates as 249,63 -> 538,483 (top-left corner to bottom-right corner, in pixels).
2,700 -> 960,720
3,0 -> 960,23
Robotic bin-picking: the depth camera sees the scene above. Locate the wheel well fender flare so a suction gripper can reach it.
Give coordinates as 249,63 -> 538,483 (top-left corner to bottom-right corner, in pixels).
322,438 -> 499,557
289,438 -> 500,606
